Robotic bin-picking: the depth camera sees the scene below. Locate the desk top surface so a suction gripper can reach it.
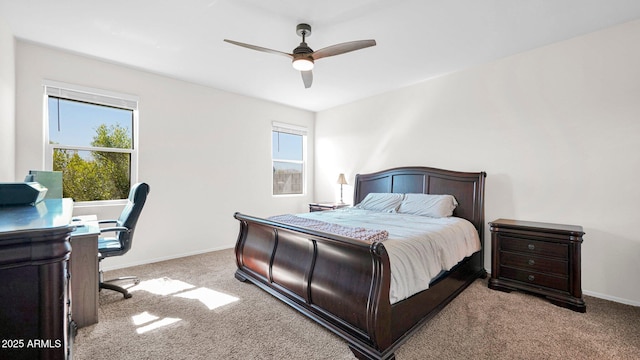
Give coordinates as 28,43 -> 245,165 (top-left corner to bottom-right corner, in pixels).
0,198 -> 74,235
71,215 -> 100,237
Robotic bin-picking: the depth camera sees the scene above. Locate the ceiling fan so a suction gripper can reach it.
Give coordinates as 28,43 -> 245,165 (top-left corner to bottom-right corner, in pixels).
224,23 -> 376,88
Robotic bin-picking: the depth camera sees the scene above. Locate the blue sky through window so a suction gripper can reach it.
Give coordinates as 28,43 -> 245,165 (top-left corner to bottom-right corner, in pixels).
48,97 -> 133,147
272,131 -> 302,162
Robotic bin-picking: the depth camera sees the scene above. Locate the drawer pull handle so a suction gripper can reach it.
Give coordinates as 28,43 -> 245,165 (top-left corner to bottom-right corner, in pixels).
528,259 -> 535,266
528,275 -> 535,281
527,244 -> 535,250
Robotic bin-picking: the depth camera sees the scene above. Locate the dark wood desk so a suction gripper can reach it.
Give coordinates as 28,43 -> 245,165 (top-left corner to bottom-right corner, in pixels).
70,216 -> 100,328
0,199 -> 74,360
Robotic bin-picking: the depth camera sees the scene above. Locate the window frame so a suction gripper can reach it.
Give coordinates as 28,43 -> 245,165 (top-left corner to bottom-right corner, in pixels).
271,122 -> 307,197
43,80 -> 139,205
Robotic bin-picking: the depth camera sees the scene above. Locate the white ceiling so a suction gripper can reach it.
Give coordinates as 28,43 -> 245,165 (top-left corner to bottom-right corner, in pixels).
2,0 -> 640,112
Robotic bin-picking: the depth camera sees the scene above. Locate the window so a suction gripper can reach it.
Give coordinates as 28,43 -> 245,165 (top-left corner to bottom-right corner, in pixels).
272,122 -> 307,195
44,82 -> 139,202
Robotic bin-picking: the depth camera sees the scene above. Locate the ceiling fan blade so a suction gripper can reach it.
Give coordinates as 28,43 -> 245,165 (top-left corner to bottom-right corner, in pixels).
312,39 -> 376,60
301,70 -> 313,88
223,39 -> 293,59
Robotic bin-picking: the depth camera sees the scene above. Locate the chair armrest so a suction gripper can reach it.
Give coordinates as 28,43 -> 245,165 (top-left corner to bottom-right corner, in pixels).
98,219 -> 118,225
100,226 -> 130,234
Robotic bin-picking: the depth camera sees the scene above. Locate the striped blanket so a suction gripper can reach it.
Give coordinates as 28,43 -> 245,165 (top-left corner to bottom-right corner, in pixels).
268,214 -> 389,243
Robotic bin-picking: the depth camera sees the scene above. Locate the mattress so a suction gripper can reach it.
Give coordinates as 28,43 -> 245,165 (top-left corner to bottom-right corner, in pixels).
298,207 -> 481,304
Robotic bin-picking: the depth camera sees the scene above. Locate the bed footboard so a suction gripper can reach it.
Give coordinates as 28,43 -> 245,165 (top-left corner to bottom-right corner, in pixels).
234,212 -> 395,358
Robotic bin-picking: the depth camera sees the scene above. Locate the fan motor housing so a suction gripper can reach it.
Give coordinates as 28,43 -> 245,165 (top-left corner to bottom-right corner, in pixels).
293,44 -> 313,54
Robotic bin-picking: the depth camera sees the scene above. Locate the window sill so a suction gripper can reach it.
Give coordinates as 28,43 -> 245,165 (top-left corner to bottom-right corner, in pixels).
272,194 -> 306,198
73,199 -> 128,208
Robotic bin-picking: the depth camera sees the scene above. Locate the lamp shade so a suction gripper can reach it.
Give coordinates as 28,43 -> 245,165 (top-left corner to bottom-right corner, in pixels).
336,173 -> 348,185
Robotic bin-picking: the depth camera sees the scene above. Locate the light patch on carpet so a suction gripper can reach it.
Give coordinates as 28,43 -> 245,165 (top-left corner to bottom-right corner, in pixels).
135,316 -> 181,334
131,311 -> 159,326
123,276 -> 240,335
174,287 -> 239,310
130,277 -> 195,295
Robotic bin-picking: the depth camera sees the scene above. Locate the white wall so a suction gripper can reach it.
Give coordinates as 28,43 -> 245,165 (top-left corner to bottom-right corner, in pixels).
0,18 -> 15,181
9,19 -> 639,305
15,41 -> 315,270
315,20 -> 640,305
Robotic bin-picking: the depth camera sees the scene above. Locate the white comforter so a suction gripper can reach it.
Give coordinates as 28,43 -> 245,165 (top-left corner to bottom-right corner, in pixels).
298,208 -> 481,304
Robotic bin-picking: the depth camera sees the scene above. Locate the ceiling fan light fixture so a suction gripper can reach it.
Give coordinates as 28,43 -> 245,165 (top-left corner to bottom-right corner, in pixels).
225,23 -> 375,88
292,58 -> 314,71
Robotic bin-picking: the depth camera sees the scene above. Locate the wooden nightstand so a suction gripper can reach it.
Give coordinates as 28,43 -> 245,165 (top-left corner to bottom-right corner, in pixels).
309,202 -> 349,212
488,219 -> 586,313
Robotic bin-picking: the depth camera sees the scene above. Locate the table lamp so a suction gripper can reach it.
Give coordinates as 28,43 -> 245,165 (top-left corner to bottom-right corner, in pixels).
337,173 -> 348,204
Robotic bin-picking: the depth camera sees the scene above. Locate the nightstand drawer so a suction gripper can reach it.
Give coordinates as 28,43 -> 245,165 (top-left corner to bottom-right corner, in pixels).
500,266 -> 569,292
309,205 -> 330,212
500,251 -> 568,276
499,235 -> 568,259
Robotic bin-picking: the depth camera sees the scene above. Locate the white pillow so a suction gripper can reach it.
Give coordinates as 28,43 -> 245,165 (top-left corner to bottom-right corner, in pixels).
396,193 -> 458,218
355,193 -> 404,213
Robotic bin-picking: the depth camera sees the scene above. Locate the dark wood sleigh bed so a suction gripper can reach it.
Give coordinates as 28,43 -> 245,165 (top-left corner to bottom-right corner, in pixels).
233,166 -> 487,359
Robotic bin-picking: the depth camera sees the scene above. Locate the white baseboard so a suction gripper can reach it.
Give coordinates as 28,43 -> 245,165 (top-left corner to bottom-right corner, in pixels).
583,290 -> 640,307
101,244 -> 235,272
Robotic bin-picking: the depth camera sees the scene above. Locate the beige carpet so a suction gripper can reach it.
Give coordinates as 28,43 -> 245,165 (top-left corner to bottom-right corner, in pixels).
74,249 -> 640,360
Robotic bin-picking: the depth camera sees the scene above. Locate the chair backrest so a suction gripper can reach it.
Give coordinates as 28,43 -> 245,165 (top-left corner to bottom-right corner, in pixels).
116,182 -> 150,253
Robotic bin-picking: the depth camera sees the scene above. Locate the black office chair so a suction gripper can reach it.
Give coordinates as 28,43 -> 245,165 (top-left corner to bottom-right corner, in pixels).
98,182 -> 150,299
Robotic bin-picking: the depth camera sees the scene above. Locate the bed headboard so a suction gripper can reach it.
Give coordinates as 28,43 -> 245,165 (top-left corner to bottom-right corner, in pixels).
353,166 -> 487,236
